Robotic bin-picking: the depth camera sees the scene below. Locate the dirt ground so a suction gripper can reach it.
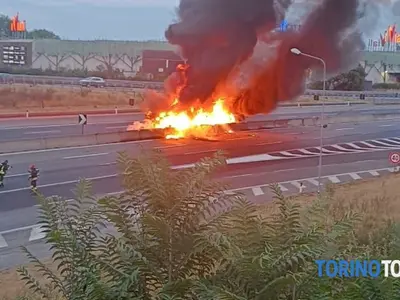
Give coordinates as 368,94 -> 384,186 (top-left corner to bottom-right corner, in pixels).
0,173 -> 398,299
0,84 -> 145,112
0,84 -> 368,115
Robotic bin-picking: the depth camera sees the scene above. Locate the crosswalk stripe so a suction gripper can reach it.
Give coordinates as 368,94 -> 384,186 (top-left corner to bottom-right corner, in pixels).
290,181 -> 301,188
369,170 -> 380,176
359,141 -> 381,148
346,143 -> 364,149
307,179 -> 319,186
298,149 -> 317,155
29,225 -> 46,241
278,184 -> 288,191
371,140 -> 398,147
0,234 -> 8,248
319,147 -> 341,153
252,187 -> 264,196
280,151 -> 305,157
383,138 -> 400,145
331,145 -> 359,152
349,173 -> 362,180
328,176 -> 340,183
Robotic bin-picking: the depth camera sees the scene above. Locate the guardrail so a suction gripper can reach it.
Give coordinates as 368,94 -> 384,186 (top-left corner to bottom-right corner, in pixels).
1,73 -> 400,98
1,113 -> 400,154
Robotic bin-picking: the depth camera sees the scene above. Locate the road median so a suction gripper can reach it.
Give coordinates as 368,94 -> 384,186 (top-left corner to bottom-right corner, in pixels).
1,113 -> 399,154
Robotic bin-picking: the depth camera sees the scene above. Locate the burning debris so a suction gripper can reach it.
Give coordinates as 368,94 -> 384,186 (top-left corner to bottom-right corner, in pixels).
128,0 -> 374,139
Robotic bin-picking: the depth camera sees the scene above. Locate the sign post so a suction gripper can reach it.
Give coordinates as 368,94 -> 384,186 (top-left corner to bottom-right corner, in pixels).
389,152 -> 400,172
78,114 -> 87,134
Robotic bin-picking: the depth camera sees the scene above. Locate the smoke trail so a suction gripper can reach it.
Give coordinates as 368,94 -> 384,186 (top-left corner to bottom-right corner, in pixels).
165,0 -> 279,106
160,0 -> 367,117
233,0 -> 365,116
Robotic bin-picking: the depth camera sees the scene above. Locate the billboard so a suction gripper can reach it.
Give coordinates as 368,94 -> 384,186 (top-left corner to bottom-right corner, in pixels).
366,24 -> 400,52
0,40 -> 33,68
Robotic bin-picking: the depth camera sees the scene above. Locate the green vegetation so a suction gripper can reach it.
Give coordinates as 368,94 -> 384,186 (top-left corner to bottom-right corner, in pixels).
0,14 -> 60,40
7,150 -> 400,299
308,65 -> 367,91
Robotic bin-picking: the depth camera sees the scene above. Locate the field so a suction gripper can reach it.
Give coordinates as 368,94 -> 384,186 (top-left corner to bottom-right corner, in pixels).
0,172 -> 399,299
0,84 -> 145,112
0,84 -> 369,115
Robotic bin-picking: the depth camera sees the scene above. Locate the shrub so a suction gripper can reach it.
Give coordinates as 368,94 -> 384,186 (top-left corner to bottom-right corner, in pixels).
16,151 -> 400,299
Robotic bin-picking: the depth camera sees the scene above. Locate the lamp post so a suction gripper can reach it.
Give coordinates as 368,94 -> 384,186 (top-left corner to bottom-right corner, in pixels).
290,47 -> 326,194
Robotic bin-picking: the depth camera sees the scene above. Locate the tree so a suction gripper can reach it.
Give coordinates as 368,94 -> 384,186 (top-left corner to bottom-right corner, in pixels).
0,14 -> 11,38
26,29 -> 60,40
309,64 -> 366,91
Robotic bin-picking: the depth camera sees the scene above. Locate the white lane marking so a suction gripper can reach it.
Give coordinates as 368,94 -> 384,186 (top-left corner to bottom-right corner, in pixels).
0,234 -> 8,248
383,138 -> 400,145
29,225 -> 46,241
226,173 -> 253,179
349,173 -> 362,180
379,124 -> 394,127
280,151 -> 304,157
278,184 -> 288,191
307,179 -> 319,186
369,170 -> 380,176
318,147 -> 341,154
256,141 -> 283,146
328,176 -> 340,183
63,152 -> 109,160
290,181 -> 301,189
346,143 -> 365,149
227,154 -> 283,164
0,139 -> 154,157
359,141 -> 381,148
370,140 -> 399,147
0,167 -> 394,237
298,149 -> 317,155
331,144 -> 359,152
335,127 -> 354,131
24,130 -> 61,135
252,187 -> 264,196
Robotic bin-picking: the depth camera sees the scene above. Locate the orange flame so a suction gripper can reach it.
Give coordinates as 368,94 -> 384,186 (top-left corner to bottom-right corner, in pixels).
128,98 -> 236,139
154,99 -> 235,139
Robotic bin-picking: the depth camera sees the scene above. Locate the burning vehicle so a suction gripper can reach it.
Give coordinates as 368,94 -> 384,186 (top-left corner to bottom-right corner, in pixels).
128,0 -> 371,139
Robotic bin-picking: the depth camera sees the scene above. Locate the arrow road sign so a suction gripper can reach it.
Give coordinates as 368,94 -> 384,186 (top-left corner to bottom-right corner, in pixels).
389,152 -> 400,164
78,114 -> 87,125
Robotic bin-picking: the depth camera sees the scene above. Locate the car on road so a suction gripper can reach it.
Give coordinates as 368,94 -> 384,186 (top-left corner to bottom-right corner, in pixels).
78,77 -> 105,87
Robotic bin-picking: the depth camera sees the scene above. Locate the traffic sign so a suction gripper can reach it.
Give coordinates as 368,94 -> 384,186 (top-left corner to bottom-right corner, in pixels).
389,152 -> 400,164
78,114 -> 87,125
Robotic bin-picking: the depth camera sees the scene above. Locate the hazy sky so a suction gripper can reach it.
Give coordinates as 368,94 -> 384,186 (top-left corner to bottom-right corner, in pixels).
0,0 -> 397,41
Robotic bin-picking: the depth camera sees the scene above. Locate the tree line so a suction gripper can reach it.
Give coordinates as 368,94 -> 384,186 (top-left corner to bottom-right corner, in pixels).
15,150 -> 400,299
0,14 -> 60,39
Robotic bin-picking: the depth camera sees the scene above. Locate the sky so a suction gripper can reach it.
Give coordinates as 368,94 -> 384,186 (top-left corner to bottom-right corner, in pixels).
0,0 -> 397,41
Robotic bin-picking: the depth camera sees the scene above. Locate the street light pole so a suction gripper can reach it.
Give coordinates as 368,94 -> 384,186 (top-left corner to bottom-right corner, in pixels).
290,48 -> 326,194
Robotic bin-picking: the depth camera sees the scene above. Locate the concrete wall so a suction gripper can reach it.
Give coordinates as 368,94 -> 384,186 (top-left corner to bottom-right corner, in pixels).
6,39 -> 400,82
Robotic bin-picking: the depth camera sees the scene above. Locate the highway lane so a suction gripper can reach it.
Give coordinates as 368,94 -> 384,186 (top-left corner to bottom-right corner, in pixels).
0,120 -> 399,207
0,105 -> 400,141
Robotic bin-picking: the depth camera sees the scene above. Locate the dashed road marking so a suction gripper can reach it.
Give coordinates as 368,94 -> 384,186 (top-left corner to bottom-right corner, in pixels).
328,176 -> 340,183
252,187 -> 264,196
369,170 -> 380,176
349,173 -> 362,180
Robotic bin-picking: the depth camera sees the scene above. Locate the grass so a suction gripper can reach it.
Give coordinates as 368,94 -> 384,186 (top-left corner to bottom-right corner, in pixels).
0,171 -> 399,299
0,84 -> 145,112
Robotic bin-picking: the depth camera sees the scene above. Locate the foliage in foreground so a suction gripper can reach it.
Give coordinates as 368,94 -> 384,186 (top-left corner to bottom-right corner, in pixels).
16,150 -> 400,299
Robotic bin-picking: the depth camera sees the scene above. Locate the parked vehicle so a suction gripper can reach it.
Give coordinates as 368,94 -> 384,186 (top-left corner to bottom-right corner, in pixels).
78,77 -> 105,87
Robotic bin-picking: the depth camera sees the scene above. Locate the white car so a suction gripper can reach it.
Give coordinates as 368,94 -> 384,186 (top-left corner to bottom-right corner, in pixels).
78,77 -> 105,87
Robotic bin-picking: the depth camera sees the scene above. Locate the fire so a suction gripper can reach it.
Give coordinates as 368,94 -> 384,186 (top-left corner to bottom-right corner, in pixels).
128,98 -> 236,139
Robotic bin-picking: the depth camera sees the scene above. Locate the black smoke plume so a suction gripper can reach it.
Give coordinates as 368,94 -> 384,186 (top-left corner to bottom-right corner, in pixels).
153,0 -> 366,117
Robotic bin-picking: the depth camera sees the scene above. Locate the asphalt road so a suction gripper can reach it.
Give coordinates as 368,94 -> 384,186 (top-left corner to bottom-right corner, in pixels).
0,105 -> 399,142
0,119 -> 399,269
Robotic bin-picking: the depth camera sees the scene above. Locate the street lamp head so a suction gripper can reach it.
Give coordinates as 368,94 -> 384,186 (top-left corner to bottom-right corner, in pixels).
290,48 -> 301,55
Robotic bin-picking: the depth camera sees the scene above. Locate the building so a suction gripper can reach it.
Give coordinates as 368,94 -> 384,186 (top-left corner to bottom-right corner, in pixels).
1,38 -> 400,83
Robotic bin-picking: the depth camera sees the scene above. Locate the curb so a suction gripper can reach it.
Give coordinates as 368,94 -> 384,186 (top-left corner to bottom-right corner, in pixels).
0,108 -> 142,119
